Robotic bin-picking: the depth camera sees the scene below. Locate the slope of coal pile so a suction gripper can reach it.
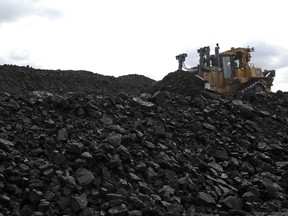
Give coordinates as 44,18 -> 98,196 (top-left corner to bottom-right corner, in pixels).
0,65 -> 156,97
147,70 -> 207,98
1,86 -> 288,215
116,74 -> 157,95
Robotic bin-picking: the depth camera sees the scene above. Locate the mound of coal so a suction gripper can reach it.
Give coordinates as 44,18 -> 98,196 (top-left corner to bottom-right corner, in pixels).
0,65 -> 156,97
1,65 -> 288,215
147,70 -> 207,97
116,74 -> 157,96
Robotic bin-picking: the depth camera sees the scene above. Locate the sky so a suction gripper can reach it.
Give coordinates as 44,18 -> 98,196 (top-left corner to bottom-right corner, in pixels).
0,0 -> 288,92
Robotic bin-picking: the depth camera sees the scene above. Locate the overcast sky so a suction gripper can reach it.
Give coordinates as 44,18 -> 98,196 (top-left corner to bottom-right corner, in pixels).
0,0 -> 288,92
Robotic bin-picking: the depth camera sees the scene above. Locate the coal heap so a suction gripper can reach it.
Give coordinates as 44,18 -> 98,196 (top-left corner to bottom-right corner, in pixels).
0,65 -> 156,97
147,71 -> 205,96
1,66 -> 288,216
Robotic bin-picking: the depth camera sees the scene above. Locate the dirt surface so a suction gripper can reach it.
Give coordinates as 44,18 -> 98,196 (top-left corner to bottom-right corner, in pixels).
0,65 -> 288,216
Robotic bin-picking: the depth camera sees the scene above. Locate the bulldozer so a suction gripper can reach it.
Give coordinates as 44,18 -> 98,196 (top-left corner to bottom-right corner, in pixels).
176,44 -> 275,93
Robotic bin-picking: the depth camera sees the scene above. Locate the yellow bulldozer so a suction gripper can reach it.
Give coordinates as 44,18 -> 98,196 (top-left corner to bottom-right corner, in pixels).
176,44 -> 275,93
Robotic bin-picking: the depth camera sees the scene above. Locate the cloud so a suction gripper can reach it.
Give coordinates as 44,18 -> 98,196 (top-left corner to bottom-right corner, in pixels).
0,50 -> 41,68
0,0 -> 63,24
34,7 -> 64,21
179,47 -> 200,69
8,50 -> 30,61
246,41 -> 288,71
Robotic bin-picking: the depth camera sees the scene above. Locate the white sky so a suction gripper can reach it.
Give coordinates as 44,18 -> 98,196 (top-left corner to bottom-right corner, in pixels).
0,0 -> 288,92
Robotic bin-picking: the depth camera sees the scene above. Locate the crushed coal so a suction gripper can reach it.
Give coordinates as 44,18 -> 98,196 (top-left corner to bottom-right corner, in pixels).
0,65 -> 288,216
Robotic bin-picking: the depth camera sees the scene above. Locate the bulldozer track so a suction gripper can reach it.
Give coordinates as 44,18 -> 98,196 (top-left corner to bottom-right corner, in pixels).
239,80 -> 268,94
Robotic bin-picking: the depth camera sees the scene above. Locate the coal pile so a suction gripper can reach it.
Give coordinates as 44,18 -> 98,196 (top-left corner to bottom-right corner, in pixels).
1,67 -> 288,216
0,65 -> 156,97
147,71 -> 207,98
